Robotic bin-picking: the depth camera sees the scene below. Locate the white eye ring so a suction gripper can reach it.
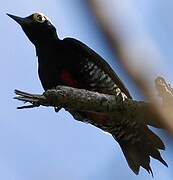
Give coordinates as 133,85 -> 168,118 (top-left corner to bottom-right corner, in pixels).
33,13 -> 46,23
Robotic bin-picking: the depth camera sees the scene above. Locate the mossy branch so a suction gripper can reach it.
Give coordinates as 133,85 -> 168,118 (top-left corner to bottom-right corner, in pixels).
14,77 -> 173,129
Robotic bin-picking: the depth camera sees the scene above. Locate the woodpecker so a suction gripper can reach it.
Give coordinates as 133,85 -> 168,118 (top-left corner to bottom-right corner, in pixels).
7,13 -> 167,175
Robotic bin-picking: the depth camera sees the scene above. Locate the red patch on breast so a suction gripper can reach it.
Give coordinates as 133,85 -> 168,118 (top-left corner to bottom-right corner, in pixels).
60,70 -> 78,87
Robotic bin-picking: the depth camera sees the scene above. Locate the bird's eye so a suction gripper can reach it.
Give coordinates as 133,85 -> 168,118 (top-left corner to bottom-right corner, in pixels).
33,13 -> 46,23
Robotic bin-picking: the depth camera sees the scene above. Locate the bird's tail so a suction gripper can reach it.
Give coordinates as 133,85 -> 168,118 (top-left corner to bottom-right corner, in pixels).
69,110 -> 168,175
111,123 -> 168,175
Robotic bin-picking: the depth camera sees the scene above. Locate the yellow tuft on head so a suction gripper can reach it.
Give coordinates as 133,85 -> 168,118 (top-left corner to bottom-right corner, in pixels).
32,13 -> 51,23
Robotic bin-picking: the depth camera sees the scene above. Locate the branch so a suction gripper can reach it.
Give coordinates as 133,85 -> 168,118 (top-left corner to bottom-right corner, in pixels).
154,77 -> 173,133
14,86 -> 163,128
155,77 -> 173,107
87,1 -> 173,134
88,0 -> 162,99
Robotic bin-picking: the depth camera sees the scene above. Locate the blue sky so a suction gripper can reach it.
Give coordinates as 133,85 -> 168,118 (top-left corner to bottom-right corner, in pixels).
0,0 -> 173,180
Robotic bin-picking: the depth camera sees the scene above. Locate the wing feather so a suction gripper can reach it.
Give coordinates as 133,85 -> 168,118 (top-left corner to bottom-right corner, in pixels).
63,38 -> 132,99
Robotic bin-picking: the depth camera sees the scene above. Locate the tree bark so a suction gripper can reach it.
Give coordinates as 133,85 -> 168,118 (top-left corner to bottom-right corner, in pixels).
14,83 -> 166,129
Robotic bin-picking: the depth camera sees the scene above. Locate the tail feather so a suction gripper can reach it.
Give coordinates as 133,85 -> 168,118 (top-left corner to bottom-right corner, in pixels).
112,125 -> 167,175
120,145 -> 140,174
69,110 -> 168,175
149,147 -> 168,167
144,127 -> 165,150
143,127 -> 167,167
118,138 -> 153,175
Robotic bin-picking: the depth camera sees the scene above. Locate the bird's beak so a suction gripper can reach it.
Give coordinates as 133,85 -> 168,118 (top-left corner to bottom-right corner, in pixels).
7,13 -> 30,26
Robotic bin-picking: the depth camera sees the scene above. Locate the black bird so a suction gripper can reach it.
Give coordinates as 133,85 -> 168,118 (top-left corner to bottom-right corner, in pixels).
7,12 -> 167,175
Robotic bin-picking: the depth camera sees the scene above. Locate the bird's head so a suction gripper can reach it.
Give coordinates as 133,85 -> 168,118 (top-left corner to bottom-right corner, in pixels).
7,13 -> 58,45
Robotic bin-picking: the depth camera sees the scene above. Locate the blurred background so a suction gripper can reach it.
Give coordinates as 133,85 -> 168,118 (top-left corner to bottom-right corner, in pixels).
0,0 -> 173,179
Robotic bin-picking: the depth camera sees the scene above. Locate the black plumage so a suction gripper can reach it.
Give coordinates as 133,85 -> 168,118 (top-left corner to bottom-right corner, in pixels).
7,12 -> 168,175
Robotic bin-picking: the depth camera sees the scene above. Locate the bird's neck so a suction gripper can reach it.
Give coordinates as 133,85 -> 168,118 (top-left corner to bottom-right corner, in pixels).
35,35 -> 60,56
35,32 -> 59,45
